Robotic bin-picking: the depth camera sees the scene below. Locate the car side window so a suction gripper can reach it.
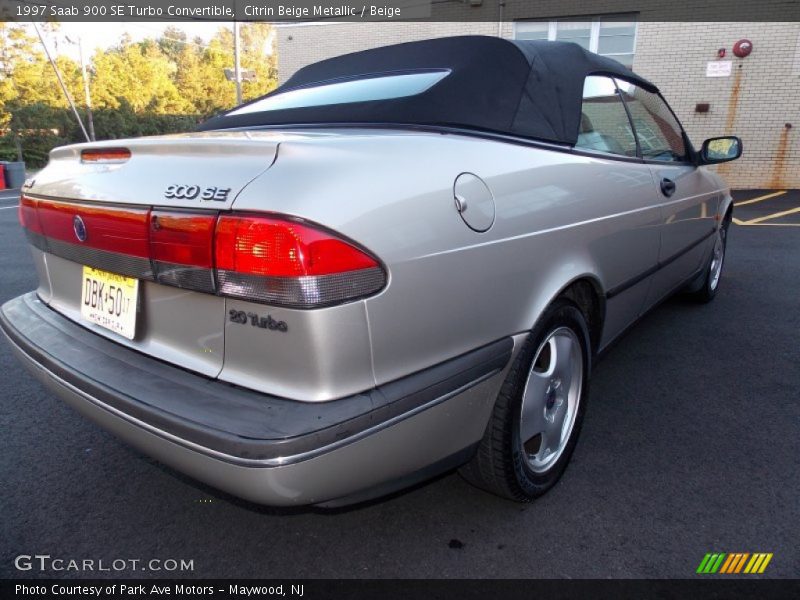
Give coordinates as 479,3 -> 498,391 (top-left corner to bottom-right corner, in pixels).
575,76 -> 639,158
614,80 -> 688,162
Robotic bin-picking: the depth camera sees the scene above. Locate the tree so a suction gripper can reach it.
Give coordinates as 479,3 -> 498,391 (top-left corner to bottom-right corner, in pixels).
0,24 -> 84,162
167,23 -> 278,116
158,26 -> 188,62
1,24 -> 82,117
209,23 -> 278,107
90,40 -> 192,114
0,22 -> 280,166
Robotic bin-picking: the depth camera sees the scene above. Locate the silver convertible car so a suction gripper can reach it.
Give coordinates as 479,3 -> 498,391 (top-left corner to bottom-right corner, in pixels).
1,37 -> 741,506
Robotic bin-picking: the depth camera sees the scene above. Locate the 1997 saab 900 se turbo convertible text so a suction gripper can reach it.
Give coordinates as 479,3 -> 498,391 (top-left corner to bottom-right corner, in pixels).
1,37 -> 741,506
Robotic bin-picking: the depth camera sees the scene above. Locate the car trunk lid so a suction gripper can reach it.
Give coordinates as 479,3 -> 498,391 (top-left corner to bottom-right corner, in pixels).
22,131 -> 284,379
31,131 -> 283,209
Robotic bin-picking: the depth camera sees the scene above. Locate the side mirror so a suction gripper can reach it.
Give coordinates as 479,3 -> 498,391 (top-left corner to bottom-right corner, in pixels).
699,136 -> 742,165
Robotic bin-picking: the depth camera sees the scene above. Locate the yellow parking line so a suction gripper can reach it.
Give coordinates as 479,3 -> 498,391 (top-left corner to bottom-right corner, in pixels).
743,205 -> 800,225
734,190 -> 786,207
735,222 -> 800,227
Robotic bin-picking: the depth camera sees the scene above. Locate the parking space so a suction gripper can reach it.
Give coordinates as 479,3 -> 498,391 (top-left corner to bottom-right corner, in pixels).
0,189 -> 20,209
733,189 -> 800,226
0,189 -> 798,579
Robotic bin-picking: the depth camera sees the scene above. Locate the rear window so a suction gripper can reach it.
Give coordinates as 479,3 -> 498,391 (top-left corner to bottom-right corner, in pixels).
228,70 -> 451,116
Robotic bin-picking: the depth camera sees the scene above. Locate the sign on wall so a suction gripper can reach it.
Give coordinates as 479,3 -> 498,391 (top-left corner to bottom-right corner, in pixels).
706,61 -> 733,77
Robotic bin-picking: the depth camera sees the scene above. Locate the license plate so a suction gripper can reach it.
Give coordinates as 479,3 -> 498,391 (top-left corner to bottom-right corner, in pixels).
80,266 -> 139,340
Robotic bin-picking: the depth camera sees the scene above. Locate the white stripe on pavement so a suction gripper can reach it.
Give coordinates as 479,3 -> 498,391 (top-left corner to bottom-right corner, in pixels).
0,204 -> 19,210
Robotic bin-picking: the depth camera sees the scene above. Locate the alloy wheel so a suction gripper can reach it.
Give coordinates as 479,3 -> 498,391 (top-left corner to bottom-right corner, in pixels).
710,225 -> 727,291
518,327 -> 584,473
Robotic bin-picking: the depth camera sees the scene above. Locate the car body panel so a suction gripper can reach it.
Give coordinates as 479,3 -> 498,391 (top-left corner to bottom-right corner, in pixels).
644,163 -> 722,310
29,247 -> 52,304
45,253 -> 227,377
220,297 -> 375,401
233,130 -> 672,384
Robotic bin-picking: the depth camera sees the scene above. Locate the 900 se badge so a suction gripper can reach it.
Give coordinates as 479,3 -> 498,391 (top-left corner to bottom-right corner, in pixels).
164,184 -> 231,202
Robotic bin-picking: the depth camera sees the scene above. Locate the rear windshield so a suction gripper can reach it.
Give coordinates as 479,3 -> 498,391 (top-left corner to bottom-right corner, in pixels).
227,69 -> 451,116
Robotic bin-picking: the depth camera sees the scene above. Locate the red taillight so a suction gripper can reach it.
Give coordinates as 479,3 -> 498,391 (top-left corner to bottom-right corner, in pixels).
19,198 -> 386,308
215,215 -> 378,277
81,148 -> 131,163
19,195 -> 44,235
37,200 -> 150,258
215,215 -> 385,308
150,211 -> 217,293
150,211 -> 216,269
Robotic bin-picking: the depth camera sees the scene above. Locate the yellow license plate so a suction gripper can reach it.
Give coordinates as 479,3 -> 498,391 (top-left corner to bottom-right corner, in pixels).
80,266 -> 139,340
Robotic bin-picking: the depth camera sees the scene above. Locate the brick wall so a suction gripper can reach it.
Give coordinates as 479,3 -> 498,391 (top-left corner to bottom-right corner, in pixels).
276,21 -> 800,189
633,22 -> 799,189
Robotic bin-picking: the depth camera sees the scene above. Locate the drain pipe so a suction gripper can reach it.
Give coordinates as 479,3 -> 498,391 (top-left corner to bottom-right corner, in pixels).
497,0 -> 505,38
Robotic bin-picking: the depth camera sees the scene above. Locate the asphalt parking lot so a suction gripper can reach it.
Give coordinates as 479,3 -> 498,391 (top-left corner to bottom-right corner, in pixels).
0,188 -> 798,579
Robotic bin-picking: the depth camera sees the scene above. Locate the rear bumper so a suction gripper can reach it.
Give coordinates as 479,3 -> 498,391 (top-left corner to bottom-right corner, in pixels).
1,293 -> 516,506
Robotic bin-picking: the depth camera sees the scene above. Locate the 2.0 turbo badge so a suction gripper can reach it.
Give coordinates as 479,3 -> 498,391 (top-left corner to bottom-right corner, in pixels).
229,309 -> 288,332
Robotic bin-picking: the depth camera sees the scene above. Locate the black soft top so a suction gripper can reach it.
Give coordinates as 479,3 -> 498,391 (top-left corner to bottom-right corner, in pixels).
198,35 -> 657,146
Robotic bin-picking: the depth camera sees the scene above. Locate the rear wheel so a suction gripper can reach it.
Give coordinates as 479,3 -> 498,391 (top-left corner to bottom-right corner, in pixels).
460,299 -> 590,501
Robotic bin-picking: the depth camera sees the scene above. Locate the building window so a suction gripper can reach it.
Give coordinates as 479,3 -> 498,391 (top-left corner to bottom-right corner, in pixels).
515,16 -> 637,69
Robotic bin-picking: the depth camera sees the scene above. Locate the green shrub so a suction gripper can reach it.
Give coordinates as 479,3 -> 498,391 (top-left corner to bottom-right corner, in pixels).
0,134 -> 20,162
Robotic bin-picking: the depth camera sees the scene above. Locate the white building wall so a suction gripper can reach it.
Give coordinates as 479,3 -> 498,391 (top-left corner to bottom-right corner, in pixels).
633,22 -> 799,189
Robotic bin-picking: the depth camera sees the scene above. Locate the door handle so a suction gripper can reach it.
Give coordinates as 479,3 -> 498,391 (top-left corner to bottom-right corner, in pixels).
660,177 -> 676,197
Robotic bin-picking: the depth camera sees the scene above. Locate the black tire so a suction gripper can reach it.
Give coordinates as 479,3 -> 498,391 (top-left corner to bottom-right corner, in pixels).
690,213 -> 731,303
460,298 -> 591,501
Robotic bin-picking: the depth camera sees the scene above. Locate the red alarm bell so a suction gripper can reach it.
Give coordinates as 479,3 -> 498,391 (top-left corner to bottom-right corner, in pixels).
733,39 -> 753,58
